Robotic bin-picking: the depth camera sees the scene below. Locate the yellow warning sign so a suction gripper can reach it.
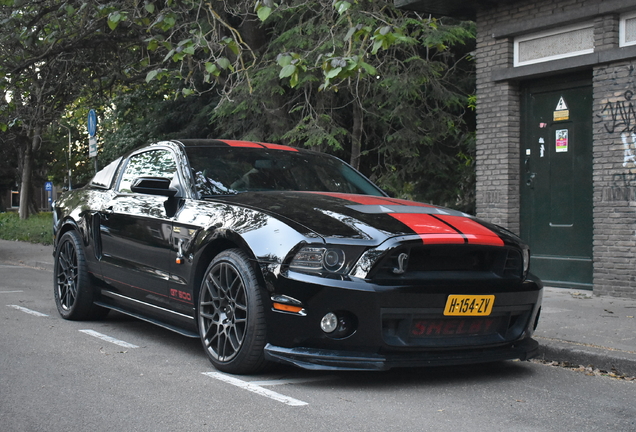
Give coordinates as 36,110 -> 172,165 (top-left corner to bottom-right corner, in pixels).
554,110 -> 569,121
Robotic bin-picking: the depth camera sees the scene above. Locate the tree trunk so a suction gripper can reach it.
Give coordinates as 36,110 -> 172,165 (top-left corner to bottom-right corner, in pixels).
19,127 -> 40,219
350,101 -> 363,171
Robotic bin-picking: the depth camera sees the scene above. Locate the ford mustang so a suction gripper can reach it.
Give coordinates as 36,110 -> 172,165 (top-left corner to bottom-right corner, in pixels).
52,139 -> 543,374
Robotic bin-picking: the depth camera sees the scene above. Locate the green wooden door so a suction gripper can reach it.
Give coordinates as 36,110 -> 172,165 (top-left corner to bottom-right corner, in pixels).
520,77 -> 593,289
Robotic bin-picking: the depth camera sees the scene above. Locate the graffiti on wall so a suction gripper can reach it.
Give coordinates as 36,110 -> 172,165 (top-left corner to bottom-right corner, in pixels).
599,88 -> 636,204
600,90 -> 636,168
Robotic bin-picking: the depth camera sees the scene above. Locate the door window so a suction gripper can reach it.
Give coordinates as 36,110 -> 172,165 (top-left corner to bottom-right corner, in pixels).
118,149 -> 177,193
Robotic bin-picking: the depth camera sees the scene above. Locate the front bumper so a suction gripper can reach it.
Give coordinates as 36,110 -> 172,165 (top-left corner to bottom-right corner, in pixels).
264,337 -> 540,371
262,269 -> 543,371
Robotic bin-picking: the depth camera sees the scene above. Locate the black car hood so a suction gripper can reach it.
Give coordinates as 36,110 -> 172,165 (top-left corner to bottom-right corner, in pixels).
211,191 -> 510,247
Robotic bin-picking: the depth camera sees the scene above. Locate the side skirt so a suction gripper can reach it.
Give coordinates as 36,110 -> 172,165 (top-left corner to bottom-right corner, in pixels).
95,292 -> 199,338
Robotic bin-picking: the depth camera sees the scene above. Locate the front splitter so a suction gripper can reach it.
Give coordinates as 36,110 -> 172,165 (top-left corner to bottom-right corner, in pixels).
264,338 -> 540,371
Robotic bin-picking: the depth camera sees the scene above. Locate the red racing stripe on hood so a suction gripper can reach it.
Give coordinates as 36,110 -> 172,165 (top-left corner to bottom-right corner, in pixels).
434,215 -> 504,246
313,192 -> 432,207
309,193 -> 463,243
309,192 -> 504,246
389,213 -> 466,244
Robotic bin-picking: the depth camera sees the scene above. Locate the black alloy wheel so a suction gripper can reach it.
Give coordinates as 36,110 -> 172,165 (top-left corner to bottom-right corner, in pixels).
198,249 -> 268,374
54,230 -> 108,320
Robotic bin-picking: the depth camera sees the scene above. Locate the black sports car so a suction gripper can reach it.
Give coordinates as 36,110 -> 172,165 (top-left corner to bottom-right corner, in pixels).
53,139 -> 542,374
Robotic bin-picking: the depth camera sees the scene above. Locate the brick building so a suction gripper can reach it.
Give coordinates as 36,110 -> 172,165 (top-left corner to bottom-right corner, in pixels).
398,0 -> 636,298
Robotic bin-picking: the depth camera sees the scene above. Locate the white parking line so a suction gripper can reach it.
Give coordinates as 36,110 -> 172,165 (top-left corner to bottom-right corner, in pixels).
1,290 -> 24,294
79,329 -> 139,349
7,304 -> 48,317
250,376 -> 335,386
203,372 -> 309,407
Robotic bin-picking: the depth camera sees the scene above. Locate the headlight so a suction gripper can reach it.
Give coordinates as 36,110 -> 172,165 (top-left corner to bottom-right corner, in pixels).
289,246 -> 325,271
522,247 -> 530,277
289,246 -> 349,275
323,248 -> 345,272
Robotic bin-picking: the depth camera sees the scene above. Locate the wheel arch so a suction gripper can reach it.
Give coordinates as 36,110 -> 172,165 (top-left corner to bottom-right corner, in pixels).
54,218 -> 81,249
190,229 -> 267,306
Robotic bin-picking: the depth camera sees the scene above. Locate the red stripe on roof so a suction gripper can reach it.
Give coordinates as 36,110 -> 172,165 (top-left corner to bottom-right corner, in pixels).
260,143 -> 299,151
435,215 -> 504,246
219,140 -> 264,148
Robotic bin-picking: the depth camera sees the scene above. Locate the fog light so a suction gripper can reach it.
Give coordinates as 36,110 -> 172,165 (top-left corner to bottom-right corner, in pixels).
320,312 -> 338,333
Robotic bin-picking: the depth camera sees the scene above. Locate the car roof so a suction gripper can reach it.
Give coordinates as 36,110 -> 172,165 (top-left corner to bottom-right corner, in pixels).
173,139 -> 302,152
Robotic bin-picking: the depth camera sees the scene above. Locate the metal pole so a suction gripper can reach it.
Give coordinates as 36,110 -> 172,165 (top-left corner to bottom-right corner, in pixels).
59,124 -> 72,190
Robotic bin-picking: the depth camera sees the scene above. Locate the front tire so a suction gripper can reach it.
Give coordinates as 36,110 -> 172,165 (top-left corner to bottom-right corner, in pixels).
198,249 -> 269,374
54,230 -> 109,320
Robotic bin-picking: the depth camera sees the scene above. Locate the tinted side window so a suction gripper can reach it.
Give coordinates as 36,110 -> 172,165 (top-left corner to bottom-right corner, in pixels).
118,150 -> 177,193
90,157 -> 122,189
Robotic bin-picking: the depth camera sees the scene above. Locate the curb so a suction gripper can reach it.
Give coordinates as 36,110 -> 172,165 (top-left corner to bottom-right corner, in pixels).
34,261 -> 54,271
2,259 -> 54,272
536,338 -> 636,377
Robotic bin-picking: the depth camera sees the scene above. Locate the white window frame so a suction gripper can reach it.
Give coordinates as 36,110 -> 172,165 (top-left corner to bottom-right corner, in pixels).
514,22 -> 594,67
619,11 -> 636,47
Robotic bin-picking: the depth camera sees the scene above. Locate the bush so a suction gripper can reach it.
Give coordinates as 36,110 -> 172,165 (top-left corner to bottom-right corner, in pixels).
0,212 -> 53,245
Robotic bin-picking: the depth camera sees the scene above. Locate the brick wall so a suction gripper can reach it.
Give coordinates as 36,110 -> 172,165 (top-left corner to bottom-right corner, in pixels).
475,8 -> 520,232
475,0 -> 636,298
593,61 -> 636,297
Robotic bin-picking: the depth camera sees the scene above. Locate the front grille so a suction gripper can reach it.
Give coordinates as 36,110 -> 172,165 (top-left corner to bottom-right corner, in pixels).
371,244 -> 523,281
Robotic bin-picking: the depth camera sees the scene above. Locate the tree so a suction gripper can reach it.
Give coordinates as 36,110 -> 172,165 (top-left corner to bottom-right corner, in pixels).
0,0 -> 167,218
135,0 -> 477,210
1,0 -> 477,218
213,1 -> 477,210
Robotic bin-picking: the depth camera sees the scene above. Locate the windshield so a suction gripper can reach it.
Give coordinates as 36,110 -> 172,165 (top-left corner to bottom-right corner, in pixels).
184,146 -> 384,197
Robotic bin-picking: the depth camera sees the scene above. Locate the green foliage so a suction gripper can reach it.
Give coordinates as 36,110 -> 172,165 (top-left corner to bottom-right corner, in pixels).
213,0 -> 477,212
0,212 -> 53,245
99,80 -> 219,166
0,0 -> 170,217
0,0 -> 478,216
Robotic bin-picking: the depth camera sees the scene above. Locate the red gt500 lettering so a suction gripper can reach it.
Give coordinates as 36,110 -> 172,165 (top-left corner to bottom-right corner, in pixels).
170,289 -> 192,301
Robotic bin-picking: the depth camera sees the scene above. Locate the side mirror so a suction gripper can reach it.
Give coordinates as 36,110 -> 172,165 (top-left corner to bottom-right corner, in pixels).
130,177 -> 179,197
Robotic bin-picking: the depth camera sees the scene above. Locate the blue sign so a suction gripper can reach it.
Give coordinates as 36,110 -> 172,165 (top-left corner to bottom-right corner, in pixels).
87,109 -> 97,137
44,181 -> 53,191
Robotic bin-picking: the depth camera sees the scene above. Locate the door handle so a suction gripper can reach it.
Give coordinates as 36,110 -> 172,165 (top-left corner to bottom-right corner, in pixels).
524,157 -> 536,187
525,172 -> 536,187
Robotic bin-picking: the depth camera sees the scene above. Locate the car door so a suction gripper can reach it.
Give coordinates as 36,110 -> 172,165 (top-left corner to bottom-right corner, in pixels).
99,148 -> 179,308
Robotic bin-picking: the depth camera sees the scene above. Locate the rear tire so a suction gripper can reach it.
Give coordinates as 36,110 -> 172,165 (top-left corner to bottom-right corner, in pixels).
54,231 -> 109,320
198,249 -> 269,374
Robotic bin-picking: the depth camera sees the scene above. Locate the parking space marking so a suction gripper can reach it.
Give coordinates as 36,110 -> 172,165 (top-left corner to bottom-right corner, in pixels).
1,290 -> 24,294
203,372 -> 309,407
7,304 -> 48,317
249,376 -> 335,386
79,329 -> 139,349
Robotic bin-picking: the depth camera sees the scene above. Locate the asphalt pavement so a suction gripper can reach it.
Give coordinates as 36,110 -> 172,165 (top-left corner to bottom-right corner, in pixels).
1,238 -> 635,376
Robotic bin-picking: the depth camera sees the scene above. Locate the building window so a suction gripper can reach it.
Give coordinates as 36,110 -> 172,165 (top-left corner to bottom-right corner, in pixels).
620,11 -> 636,47
514,23 -> 594,67
11,190 -> 19,208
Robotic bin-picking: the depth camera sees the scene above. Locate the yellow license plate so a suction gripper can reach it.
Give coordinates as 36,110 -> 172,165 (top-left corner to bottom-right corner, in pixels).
444,295 -> 495,316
